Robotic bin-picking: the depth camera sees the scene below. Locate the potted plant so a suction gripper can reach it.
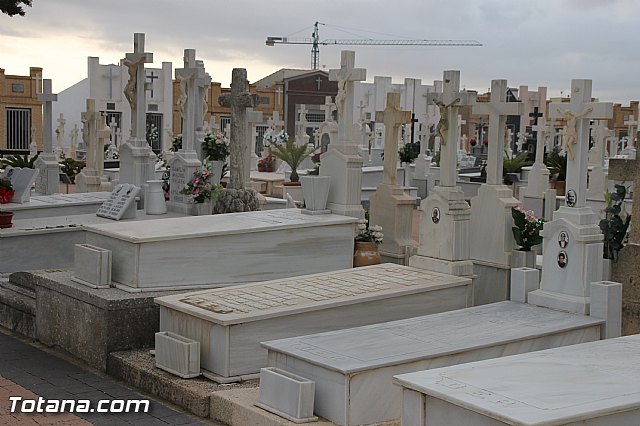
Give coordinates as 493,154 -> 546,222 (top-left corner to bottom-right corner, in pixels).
511,205 -> 545,268
257,154 -> 275,172
599,184 -> 631,278
59,158 -> 86,183
544,151 -> 567,195
0,154 -> 38,169
353,215 -> 384,267
503,151 -> 531,185
269,135 -> 317,184
180,160 -> 223,216
0,177 -> 15,228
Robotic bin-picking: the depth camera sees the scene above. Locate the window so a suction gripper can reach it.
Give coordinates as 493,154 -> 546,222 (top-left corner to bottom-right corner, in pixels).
106,102 -> 116,111
11,84 -> 24,93
220,116 -> 231,134
306,113 -> 324,123
6,107 -> 31,150
259,96 -> 270,105
148,104 -> 159,112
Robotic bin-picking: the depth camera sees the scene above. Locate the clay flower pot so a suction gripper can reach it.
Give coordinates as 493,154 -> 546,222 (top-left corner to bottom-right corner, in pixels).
353,241 -> 381,267
0,211 -> 15,229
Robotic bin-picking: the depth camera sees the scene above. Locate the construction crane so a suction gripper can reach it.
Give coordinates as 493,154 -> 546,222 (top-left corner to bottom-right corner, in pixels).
266,22 -> 482,70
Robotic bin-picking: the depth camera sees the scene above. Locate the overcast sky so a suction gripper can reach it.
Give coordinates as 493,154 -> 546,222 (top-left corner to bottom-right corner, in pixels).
2,0 -> 639,104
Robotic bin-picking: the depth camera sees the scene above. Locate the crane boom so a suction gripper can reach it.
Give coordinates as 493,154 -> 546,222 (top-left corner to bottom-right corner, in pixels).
266,22 -> 482,69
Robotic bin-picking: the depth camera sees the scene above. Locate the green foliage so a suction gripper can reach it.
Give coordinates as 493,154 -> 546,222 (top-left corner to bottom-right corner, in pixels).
59,158 -> 85,183
0,154 -> 38,169
599,184 -> 631,262
433,150 -> 441,167
503,151 -> 531,174
398,142 -> 420,164
544,151 -> 567,181
1,0 -> 32,16
269,136 -> 317,182
169,135 -> 182,153
511,206 -> 545,251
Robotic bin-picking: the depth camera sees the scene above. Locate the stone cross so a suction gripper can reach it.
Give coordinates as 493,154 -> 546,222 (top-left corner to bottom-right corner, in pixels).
195,60 -> 211,129
609,157 -> 640,243
56,113 -> 66,151
549,80 -> 613,208
376,92 -> 412,185
218,68 -> 259,190
175,49 -> 203,152
531,116 -> 549,165
37,79 -> 57,154
69,124 -> 79,159
427,71 -> 476,187
267,111 -> 284,133
321,96 -> 336,122
590,120 -> 612,166
329,51 -> 366,145
96,115 -> 111,176
296,104 -> 308,145
82,99 -> 103,172
109,117 -> 118,147
103,66 -> 119,100
32,73 -> 42,95
275,87 -> 282,107
123,33 -> 153,141
624,116 -> 637,145
472,79 -> 523,185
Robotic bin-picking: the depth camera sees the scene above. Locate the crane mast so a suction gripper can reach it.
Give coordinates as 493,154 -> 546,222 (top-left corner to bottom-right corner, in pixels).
266,22 -> 482,69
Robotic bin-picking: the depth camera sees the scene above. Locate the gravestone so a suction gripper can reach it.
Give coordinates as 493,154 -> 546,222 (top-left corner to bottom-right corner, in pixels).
167,49 -> 205,215
34,79 -> 60,196
1,167 -> 39,204
529,79 -> 613,315
470,79 -> 523,303
95,183 -> 140,220
395,335 -> 640,426
587,120 -> 614,201
217,68 -> 261,213
156,264 -> 472,380
609,156 -> 640,334
118,33 -> 156,205
369,92 -> 415,263
75,99 -> 112,193
411,71 -> 476,278
320,51 -> 366,219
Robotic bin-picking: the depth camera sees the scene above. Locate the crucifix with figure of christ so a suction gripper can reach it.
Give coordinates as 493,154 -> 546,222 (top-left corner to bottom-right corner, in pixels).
123,33 -> 153,141
376,92 -> 412,186
328,51 -> 366,146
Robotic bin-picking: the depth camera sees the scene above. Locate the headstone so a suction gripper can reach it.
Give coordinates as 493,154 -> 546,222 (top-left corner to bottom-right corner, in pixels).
34,79 -> 60,196
470,79 -> 523,276
2,167 -> 39,204
156,264 -> 472,379
410,71 -> 476,278
395,334 -> 640,426
167,49 -> 205,215
96,183 -> 140,220
76,99 -> 111,193
529,79 -> 613,315
118,33 -> 156,204
320,51 -> 366,219
369,92 -> 415,263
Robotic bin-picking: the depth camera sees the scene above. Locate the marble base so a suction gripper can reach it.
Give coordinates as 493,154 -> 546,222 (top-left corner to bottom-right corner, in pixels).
34,153 -> 60,196
155,331 -> 201,379
84,209 -> 356,291
156,264 -> 472,378
369,183 -> 416,260
264,301 -> 603,426
256,367 -> 317,423
472,261 -> 510,306
395,335 -> 640,426
320,145 -> 365,220
410,255 -> 474,278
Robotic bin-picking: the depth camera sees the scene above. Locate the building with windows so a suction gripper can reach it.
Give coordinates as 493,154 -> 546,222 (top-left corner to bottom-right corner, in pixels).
0,67 -> 43,154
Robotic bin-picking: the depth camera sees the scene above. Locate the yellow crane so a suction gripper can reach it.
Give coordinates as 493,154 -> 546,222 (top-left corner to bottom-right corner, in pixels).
266,22 -> 482,70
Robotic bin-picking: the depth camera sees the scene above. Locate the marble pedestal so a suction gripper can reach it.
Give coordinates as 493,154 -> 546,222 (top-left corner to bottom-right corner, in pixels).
84,209 -> 356,292
34,153 -> 61,196
156,264 -> 472,380
410,186 -> 474,278
264,301 -> 602,426
118,138 -> 156,207
369,183 -> 416,263
395,334 -> 640,426
75,170 -> 111,193
320,146 -> 365,219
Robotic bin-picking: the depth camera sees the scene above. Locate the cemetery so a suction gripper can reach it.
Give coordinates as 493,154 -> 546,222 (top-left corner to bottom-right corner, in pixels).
0,18 -> 639,426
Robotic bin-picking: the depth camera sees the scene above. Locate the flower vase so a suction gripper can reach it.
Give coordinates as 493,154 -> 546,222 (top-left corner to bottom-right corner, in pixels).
353,241 -> 381,267
300,175 -> 331,212
210,160 -> 225,185
191,202 -> 212,216
511,249 -> 536,269
0,211 -> 14,228
145,180 -> 167,215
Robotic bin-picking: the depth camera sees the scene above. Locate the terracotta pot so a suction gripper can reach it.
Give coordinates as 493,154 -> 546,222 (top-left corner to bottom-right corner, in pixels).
0,211 -> 14,229
353,241 -> 381,267
550,179 -> 566,196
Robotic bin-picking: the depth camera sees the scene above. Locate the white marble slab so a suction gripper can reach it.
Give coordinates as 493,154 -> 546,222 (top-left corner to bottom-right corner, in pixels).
0,192 -> 111,220
86,209 -> 356,290
156,264 -> 472,378
263,301 -> 603,425
395,334 -> 640,426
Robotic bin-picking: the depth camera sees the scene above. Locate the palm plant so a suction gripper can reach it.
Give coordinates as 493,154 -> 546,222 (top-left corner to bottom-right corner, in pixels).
268,136 -> 317,182
544,151 -> 567,181
0,154 -> 38,169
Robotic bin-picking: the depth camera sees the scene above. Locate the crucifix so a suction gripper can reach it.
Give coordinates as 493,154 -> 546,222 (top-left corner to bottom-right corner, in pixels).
145,70 -> 159,98
32,73 -> 42,95
472,79 -> 523,185
315,76 -> 323,91
320,96 -> 336,122
275,87 -> 282,107
218,68 -> 259,190
81,99 -> 103,173
123,33 -> 153,141
103,66 -> 119,100
427,70 -> 476,187
267,111 -> 284,133
329,50 -> 366,145
376,92 -> 412,185
549,79 -> 613,209
37,79 -> 57,154
529,107 -> 543,126
175,49 -> 202,152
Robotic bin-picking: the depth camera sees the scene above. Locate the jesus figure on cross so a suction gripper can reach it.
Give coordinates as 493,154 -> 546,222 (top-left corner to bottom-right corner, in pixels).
557,107 -> 593,160
433,98 -> 460,145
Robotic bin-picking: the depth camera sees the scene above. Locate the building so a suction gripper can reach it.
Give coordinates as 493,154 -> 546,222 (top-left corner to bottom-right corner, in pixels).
0,67 -> 43,154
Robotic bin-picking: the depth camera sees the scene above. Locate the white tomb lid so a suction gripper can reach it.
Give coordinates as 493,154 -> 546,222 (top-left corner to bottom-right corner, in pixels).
84,208 -> 356,243
394,334 -> 640,425
262,301 -> 603,374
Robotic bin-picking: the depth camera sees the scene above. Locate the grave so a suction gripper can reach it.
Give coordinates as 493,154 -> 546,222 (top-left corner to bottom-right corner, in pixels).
156,264 -> 472,380
410,70 -> 476,280
369,92 -> 415,263
0,192 -> 111,220
83,209 -> 356,291
95,183 -> 140,220
263,300 -> 604,426
395,334 -> 640,426
469,79 -> 523,304
0,167 -> 39,204
34,79 -> 60,196
75,99 -> 112,193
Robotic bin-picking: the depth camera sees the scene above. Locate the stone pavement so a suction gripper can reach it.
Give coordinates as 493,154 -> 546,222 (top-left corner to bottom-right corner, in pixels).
0,329 -> 216,425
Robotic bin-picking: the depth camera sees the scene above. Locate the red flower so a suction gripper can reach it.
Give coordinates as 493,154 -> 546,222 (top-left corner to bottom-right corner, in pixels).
469,139 -> 477,146
483,139 -> 489,146
0,187 -> 14,204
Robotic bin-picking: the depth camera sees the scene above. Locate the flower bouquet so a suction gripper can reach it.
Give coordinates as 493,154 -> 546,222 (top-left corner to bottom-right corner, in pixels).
511,206 -> 544,251
0,178 -> 15,204
180,161 -> 223,204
